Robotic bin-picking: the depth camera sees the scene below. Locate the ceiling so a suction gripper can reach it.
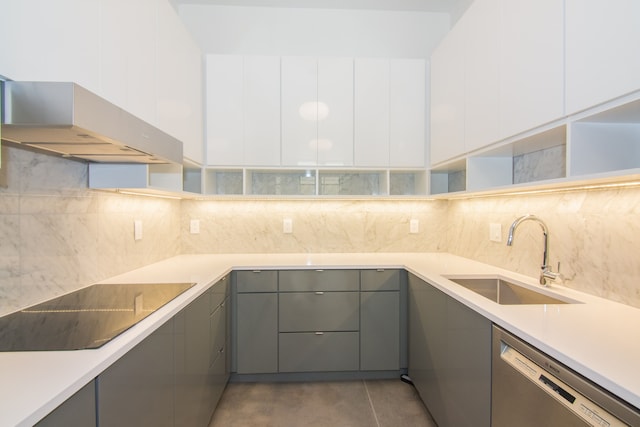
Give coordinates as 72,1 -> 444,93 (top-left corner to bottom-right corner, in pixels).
172,0 -> 470,13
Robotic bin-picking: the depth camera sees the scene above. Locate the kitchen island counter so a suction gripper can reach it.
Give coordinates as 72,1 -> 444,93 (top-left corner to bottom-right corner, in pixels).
1,253 -> 638,426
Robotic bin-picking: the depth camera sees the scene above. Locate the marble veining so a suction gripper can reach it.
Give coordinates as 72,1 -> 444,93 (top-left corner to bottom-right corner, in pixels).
513,145 -> 566,184
2,143 -> 640,314
0,146 -> 182,316
181,199 -> 448,254
446,186 -> 640,308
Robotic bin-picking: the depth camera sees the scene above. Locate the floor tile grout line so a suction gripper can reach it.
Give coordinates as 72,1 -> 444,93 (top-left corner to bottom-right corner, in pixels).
363,380 -> 382,427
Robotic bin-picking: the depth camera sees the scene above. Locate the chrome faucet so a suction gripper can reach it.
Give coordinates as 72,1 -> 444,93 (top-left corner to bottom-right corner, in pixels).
507,214 -> 560,286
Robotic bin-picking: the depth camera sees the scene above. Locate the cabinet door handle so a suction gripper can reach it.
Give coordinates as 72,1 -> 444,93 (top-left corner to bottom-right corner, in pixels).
315,291 -> 324,295
315,332 -> 324,335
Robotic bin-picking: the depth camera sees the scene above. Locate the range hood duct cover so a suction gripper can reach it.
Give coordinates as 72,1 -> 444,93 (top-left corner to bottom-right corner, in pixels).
1,81 -> 183,164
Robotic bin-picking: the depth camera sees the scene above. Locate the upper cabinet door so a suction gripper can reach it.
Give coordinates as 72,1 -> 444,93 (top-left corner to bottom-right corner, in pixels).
281,57 -> 319,166
463,0 -> 500,153
0,0 -> 100,91
100,0 -> 156,127
317,58 -> 354,166
389,59 -> 426,167
354,58 -> 390,167
499,0 -> 564,139
565,0 -> 640,115
244,56 -> 281,166
430,23 -> 466,166
206,55 -> 244,166
156,0 -> 203,164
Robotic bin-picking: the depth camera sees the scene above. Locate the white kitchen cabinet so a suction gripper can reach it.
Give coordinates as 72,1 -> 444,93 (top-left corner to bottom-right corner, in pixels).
565,0 -> 640,115
389,59 -> 426,167
282,57 -> 354,166
0,0 -> 203,165
499,0 -> 564,140
243,56 -> 281,166
206,55 -> 281,166
0,0 -> 100,91
99,0 -> 156,126
429,23 -> 466,166
463,0 -> 500,153
354,58 -> 390,167
156,0 -> 203,164
206,55 -> 244,166
317,58 -> 354,166
281,56 -> 319,166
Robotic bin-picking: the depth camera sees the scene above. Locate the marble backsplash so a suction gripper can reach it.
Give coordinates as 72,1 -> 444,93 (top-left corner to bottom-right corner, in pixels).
446,186 -> 640,308
180,198 -> 449,254
0,145 -> 181,316
2,143 -> 640,314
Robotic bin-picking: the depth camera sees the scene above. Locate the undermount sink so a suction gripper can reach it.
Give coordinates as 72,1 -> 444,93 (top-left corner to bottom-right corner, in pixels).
445,276 -> 578,305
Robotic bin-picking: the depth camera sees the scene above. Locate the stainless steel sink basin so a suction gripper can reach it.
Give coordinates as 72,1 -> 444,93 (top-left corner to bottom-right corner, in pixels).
445,276 -> 577,305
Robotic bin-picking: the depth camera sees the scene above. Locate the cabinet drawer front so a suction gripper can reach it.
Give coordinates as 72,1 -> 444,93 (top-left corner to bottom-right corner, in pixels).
235,270 -> 278,293
210,276 -> 230,310
360,269 -> 401,291
279,332 -> 359,372
279,269 -> 359,292
279,292 -> 359,332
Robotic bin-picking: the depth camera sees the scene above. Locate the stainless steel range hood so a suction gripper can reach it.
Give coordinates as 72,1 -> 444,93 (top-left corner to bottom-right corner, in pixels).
1,81 -> 182,164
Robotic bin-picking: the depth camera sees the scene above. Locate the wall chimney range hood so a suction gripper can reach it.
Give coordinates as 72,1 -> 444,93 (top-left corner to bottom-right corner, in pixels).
1,81 -> 183,164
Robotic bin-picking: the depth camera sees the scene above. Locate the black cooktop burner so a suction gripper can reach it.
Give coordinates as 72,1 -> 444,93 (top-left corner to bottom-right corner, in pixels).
0,282 -> 194,351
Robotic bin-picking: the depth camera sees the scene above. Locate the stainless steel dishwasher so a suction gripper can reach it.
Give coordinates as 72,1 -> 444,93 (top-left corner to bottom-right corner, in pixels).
492,326 -> 640,426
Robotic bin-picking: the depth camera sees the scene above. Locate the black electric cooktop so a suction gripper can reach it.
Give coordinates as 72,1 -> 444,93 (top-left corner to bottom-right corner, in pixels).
0,282 -> 195,351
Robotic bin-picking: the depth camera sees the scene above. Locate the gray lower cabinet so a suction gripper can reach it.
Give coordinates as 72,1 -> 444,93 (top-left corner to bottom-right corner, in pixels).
174,275 -> 230,426
408,273 -> 491,427
278,270 -> 360,373
35,380 -> 96,427
235,271 -> 278,374
234,268 -> 404,376
360,269 -> 403,371
361,290 -> 400,370
97,319 -> 175,427
98,276 -> 230,427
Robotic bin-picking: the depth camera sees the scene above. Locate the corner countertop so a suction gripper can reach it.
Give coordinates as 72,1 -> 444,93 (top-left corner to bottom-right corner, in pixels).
2,253 -> 639,426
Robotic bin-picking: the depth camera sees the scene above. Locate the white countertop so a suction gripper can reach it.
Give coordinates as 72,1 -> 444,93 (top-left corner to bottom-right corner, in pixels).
2,253 -> 639,426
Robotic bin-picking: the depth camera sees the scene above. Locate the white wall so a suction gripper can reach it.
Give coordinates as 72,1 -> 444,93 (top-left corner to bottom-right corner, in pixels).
177,5 -> 450,57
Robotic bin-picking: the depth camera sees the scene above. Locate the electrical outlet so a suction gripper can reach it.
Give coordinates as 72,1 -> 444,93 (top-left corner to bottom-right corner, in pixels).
283,218 -> 293,234
410,219 -> 419,234
190,219 -> 200,234
489,223 -> 502,242
134,220 -> 143,241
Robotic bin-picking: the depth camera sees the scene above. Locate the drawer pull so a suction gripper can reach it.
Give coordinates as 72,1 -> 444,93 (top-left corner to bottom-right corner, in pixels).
315,332 -> 324,335
315,291 -> 324,295
252,270 -> 261,273
376,268 -> 385,272
315,269 -> 324,272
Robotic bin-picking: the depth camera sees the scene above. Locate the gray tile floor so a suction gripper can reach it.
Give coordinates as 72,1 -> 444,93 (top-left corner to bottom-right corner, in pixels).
209,379 -> 437,427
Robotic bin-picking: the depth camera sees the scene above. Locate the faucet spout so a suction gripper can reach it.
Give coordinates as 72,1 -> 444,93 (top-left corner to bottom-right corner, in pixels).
507,214 -> 559,286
